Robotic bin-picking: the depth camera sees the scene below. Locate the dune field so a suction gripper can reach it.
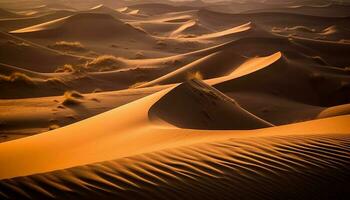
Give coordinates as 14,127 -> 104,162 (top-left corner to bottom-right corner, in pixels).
0,0 -> 350,199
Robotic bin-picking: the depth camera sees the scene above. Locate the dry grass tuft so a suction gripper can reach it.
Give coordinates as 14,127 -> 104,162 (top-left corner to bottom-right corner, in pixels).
48,124 -> 60,131
0,72 -> 35,84
85,55 -> 125,71
62,90 -> 84,106
55,64 -> 76,73
187,71 -> 203,81
48,41 -> 87,52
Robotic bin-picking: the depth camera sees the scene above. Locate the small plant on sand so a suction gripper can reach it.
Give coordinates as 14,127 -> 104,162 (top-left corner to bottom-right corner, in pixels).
85,55 -> 125,71
62,90 -> 84,106
93,88 -> 103,93
156,40 -> 167,49
48,124 -> 60,131
0,72 -> 34,85
187,71 -> 203,80
55,64 -> 75,73
135,51 -> 145,59
48,41 -> 87,52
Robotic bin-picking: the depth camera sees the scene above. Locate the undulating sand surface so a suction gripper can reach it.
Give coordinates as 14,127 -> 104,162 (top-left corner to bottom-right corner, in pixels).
0,0 -> 350,199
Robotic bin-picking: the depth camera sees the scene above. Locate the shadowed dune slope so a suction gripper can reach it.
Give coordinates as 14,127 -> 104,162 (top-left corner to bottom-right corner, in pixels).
0,32 -> 81,72
0,8 -> 22,19
245,4 -> 350,17
214,51 -> 350,107
149,79 -> 273,130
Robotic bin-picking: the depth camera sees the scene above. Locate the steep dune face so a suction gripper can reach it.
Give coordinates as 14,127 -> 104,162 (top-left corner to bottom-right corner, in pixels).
149,79 -> 273,129
11,13 -> 152,41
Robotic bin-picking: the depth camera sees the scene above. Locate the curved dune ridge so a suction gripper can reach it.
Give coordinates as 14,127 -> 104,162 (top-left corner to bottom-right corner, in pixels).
195,22 -> 252,40
10,13 -> 150,40
87,4 -> 137,20
149,78 -> 273,130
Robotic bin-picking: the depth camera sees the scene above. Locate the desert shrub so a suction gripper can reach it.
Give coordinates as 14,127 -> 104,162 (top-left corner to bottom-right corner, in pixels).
156,40 -> 167,49
48,124 -> 60,130
85,55 -> 125,71
135,51 -> 145,59
6,40 -> 30,47
62,90 -> 84,106
0,72 -> 34,84
93,88 -> 102,93
55,64 -> 75,73
49,41 -> 87,52
187,71 -> 203,80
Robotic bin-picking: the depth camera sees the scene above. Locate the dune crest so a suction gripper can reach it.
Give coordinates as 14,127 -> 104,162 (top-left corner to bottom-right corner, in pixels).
149,78 -> 273,129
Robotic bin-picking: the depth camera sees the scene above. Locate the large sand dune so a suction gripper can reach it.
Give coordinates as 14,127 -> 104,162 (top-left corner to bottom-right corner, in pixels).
0,1 -> 350,199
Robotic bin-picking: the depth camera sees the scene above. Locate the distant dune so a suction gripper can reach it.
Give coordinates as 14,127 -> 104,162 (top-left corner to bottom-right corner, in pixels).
11,13 -> 152,40
0,8 -> 22,19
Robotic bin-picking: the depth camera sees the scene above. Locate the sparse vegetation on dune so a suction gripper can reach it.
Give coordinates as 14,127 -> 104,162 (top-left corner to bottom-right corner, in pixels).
55,64 -> 76,73
85,55 -> 126,72
54,64 -> 88,74
187,71 -> 203,80
0,72 -> 35,84
62,90 -> 84,106
48,124 -> 60,131
48,41 -> 87,52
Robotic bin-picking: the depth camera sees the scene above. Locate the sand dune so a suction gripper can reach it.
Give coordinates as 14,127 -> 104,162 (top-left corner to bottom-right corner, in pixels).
11,13 -> 151,41
128,3 -> 193,16
215,51 -> 350,107
245,3 -> 350,17
2,130 -> 349,199
0,84 -> 349,198
0,8 -> 22,19
1,1 -> 350,199
1,77 -> 349,179
0,32 -> 82,72
149,79 -> 273,129
0,10 -> 74,32
86,4 -> 137,20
